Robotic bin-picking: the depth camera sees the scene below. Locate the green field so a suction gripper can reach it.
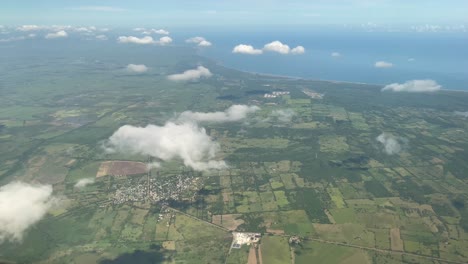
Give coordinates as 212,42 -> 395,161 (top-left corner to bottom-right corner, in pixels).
1,38 -> 468,264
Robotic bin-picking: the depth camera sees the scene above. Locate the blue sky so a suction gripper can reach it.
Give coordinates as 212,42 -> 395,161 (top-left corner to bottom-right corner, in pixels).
1,0 -> 468,27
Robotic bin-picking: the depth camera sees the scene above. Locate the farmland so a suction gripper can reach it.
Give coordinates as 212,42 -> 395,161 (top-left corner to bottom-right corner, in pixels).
1,40 -> 468,264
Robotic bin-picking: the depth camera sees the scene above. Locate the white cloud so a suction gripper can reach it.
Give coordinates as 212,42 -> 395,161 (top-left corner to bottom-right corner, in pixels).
408,58 -> 415,62
198,40 -> 212,47
104,122 -> 226,171
454,111 -> 468,118
167,66 -> 212,82
16,25 -> 44,31
376,133 -> 403,155
263,41 -> 290,54
136,28 -> 169,35
0,34 -> 36,43
271,109 -> 295,123
117,35 -> 170,45
178,105 -> 260,123
187,37 -> 211,46
96,34 -> 108,40
291,46 -> 305,55
232,44 -> 263,55
74,178 -> 95,188
126,64 -> 148,73
382,79 -> 442,93
72,6 -> 125,12
118,36 -> 155,44
147,162 -> 161,170
186,37 -> 205,43
186,36 -> 212,47
153,29 -> 169,35
158,36 -> 172,45
45,30 -> 68,39
375,61 -> 393,68
0,182 -> 56,243
331,52 -> 341,57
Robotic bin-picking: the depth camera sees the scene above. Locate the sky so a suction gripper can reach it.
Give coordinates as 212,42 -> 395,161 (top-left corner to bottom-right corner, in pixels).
1,0 -> 468,28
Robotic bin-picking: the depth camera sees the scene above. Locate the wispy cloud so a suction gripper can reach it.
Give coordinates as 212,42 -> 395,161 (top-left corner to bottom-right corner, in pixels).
186,37 -> 212,47
126,64 -> 148,73
331,52 -> 341,57
376,133 -> 405,155
382,79 -> 442,92
45,30 -> 68,39
375,61 -> 393,68
74,178 -> 94,188
178,105 -> 260,123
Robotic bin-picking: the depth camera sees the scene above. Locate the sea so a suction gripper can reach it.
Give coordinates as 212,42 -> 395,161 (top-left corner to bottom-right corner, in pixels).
176,28 -> 468,91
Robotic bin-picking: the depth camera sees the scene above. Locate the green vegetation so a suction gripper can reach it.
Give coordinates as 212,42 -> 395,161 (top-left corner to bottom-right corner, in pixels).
1,40 -> 468,264
261,236 -> 291,264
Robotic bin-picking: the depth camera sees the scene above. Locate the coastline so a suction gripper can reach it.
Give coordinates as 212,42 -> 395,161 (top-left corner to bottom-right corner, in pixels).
203,54 -> 468,93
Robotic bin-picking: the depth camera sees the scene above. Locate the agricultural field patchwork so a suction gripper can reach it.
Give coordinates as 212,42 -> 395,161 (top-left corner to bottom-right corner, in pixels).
1,41 -> 468,264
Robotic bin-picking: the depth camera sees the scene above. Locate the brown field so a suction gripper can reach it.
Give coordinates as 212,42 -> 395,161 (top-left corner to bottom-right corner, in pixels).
212,214 -> 244,231
96,161 -> 147,177
390,228 -> 404,251
325,209 -> 336,224
162,241 -> 176,250
248,246 -> 258,264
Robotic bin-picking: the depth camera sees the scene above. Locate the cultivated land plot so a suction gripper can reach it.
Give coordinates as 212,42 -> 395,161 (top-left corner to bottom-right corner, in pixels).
96,161 -> 148,177
3,42 -> 468,264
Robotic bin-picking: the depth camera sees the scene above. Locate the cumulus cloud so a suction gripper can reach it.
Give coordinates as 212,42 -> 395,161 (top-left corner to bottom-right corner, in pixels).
16,25 -> 44,31
158,36 -> 172,45
0,182 -> 56,243
103,122 -> 226,171
331,52 -> 341,57
178,105 -> 260,123
291,46 -> 305,55
271,109 -> 295,123
142,29 -> 170,35
232,44 -> 263,55
45,30 -> 68,39
167,66 -> 212,82
96,34 -> 108,40
263,41 -> 290,54
126,64 -> 148,73
117,35 -> 171,45
382,79 -> 442,93
376,133 -> 404,155
375,61 -> 393,68
118,36 -> 155,44
186,37 -> 212,47
74,178 -> 95,188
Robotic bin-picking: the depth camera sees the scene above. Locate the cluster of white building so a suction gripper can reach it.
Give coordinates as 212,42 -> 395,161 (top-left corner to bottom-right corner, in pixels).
112,174 -> 200,205
264,91 -> 290,98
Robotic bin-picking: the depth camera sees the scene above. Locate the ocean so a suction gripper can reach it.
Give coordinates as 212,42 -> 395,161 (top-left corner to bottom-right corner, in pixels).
179,29 -> 468,90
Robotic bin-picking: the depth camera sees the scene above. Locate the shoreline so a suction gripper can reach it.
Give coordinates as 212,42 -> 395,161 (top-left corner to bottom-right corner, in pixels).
205,55 -> 468,93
